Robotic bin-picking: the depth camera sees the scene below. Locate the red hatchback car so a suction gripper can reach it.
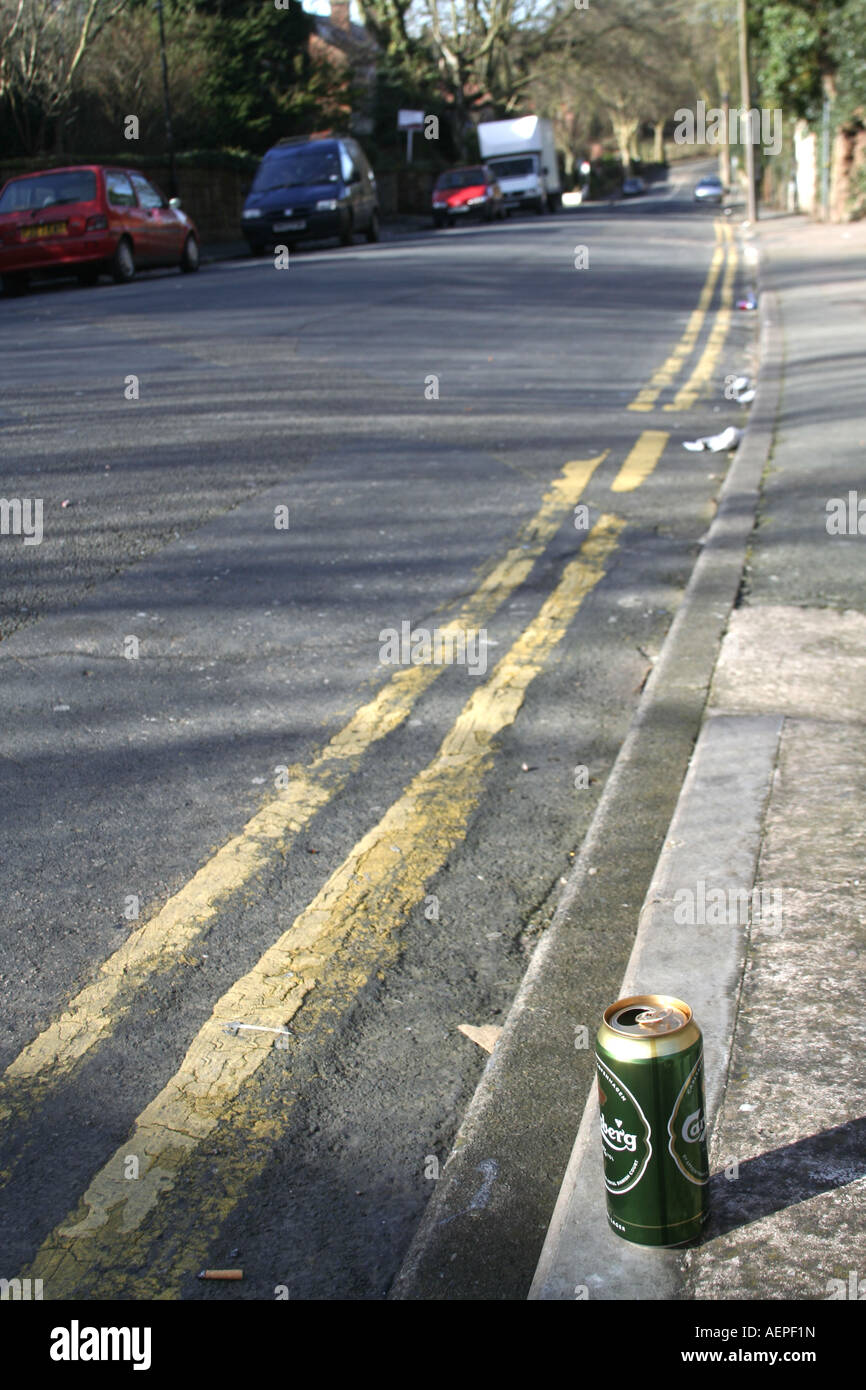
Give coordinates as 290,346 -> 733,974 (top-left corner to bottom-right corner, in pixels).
0,164 -> 200,295
432,166 -> 505,228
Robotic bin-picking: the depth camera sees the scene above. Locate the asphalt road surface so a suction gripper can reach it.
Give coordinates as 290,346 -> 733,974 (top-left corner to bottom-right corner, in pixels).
0,163 -> 753,1299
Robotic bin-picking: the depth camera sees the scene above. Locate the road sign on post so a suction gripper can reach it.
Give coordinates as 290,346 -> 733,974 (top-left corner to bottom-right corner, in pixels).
398,109 -> 424,163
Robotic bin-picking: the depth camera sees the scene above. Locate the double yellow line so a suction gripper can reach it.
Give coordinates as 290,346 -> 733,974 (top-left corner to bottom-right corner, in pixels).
6,455 -> 621,1286
628,220 -> 737,413
664,228 -> 737,412
1,453 -> 607,1116
22,510 -> 624,1295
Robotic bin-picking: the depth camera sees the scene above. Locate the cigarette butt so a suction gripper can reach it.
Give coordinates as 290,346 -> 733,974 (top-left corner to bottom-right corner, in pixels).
197,1269 -> 243,1280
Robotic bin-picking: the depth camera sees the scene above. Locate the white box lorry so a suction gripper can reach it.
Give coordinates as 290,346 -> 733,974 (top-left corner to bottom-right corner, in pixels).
477,116 -> 561,213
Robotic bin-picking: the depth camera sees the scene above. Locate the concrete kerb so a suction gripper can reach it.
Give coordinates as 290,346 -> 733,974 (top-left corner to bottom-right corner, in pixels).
390,226 -> 784,1301
528,710 -> 784,1299
531,239 -> 785,1298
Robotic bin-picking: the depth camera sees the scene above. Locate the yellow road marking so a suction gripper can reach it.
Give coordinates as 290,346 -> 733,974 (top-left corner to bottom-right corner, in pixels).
664,234 -> 738,412
627,220 -> 725,413
0,452 -> 605,1112
22,514 -> 625,1296
610,430 -> 669,492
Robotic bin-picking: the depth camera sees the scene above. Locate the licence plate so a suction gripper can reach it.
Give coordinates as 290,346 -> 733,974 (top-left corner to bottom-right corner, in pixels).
21,221 -> 67,241
273,220 -> 306,232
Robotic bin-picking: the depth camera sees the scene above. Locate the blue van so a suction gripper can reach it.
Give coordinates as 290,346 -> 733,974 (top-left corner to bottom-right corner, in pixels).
241,135 -> 380,252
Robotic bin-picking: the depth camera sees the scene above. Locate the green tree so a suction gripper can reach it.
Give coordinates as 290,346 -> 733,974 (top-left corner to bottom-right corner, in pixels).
190,0 -> 318,150
830,0 -> 866,123
751,1 -> 831,117
751,0 -> 866,123
751,0 -> 866,216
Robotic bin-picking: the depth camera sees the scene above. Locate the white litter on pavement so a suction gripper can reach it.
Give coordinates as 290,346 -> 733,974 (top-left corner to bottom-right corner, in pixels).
683,426 -> 743,453
727,375 -> 756,405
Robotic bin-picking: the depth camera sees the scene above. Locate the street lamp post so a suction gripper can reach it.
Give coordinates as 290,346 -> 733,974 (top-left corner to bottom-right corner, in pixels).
154,0 -> 177,198
737,0 -> 757,221
720,91 -> 731,189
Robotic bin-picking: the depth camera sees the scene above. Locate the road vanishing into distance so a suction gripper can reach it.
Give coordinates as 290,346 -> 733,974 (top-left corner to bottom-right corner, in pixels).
0,162 -> 752,1298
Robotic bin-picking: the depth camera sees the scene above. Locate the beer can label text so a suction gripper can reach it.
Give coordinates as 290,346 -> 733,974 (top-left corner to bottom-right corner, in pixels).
597,1056 -> 652,1194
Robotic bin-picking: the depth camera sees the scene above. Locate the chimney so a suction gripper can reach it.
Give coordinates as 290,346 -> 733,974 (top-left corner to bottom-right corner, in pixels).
330,1 -> 351,29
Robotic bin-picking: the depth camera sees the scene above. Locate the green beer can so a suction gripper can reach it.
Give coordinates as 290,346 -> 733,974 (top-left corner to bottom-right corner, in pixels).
596,994 -> 709,1246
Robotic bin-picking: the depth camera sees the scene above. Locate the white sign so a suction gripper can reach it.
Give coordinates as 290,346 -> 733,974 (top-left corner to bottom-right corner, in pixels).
398,109 -> 424,130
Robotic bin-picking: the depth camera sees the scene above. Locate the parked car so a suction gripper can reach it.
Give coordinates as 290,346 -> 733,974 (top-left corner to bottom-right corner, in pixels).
694,174 -> 725,204
0,165 -> 200,295
241,135 -> 379,252
622,176 -> 646,197
432,166 -> 505,227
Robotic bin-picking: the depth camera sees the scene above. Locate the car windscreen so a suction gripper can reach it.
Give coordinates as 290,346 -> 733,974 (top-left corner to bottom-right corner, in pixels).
252,148 -> 341,193
436,168 -> 487,190
487,157 -> 535,178
0,170 -> 98,213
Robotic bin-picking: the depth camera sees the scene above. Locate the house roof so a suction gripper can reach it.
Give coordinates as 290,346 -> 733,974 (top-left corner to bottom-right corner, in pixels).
314,16 -> 378,56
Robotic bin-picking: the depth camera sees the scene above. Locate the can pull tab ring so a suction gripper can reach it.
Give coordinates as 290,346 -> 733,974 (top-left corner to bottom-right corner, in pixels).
636,1007 -> 673,1031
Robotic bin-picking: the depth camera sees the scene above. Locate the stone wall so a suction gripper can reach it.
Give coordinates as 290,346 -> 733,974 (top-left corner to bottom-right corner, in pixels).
759,116 -> 865,222
794,121 -> 817,214
830,123 -> 866,222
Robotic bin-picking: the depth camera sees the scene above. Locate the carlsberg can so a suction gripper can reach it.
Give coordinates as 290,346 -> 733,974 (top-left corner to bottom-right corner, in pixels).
596,994 -> 709,1246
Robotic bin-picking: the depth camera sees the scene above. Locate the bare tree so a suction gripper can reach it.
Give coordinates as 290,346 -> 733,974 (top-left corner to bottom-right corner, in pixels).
356,0 -> 418,65
1,0 -> 130,151
418,0 -> 572,133
525,0 -> 701,172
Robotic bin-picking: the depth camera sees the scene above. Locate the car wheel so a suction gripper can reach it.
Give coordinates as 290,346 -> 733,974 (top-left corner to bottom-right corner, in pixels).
247,242 -> 268,257
536,195 -> 548,214
110,238 -> 135,284
433,214 -> 445,229
1,272 -> 29,297
366,210 -> 380,243
340,214 -> 354,247
77,266 -> 100,287
180,234 -> 200,273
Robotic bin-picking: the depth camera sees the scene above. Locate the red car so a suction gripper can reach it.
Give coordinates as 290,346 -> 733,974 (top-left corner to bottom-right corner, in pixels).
432,166 -> 505,228
0,164 -> 200,295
